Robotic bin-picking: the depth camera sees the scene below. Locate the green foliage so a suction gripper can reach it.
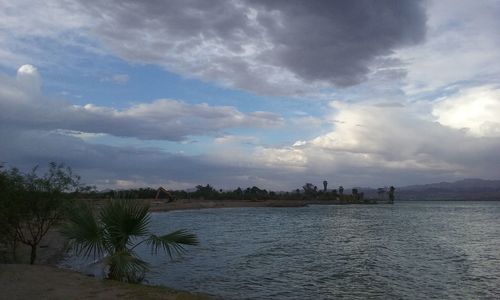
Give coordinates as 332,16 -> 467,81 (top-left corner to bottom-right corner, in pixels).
0,162 -> 81,264
62,199 -> 198,283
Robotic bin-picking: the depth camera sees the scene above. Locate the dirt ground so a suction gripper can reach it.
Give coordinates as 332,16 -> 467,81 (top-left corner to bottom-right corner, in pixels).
0,213 -> 213,299
0,264 -> 211,300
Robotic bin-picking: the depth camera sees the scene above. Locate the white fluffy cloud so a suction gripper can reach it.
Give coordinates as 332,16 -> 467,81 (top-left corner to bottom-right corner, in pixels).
433,86 -> 500,137
15,64 -> 42,93
0,66 -> 283,141
253,99 -> 500,187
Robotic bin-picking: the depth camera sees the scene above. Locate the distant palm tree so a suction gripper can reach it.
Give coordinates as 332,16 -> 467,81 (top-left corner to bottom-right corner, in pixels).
62,199 -> 198,282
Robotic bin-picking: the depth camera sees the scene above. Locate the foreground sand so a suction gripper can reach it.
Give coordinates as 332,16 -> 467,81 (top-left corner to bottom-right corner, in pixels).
1,223 -> 212,299
0,264 -> 211,300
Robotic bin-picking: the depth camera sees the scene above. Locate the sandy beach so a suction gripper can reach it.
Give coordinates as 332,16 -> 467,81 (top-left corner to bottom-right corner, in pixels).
0,227 -> 211,299
0,264 -> 210,300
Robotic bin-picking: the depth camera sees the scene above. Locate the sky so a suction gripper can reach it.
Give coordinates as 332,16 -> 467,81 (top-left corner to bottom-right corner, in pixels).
1,0 -> 500,190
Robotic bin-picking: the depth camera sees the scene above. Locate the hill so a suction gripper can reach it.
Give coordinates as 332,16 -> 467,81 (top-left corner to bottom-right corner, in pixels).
396,179 -> 500,200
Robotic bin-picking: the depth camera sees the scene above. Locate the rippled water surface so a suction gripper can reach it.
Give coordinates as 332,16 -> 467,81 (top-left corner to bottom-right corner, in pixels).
66,201 -> 500,299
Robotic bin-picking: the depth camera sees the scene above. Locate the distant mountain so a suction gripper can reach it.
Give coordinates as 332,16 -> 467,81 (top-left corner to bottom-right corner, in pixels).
396,179 -> 500,200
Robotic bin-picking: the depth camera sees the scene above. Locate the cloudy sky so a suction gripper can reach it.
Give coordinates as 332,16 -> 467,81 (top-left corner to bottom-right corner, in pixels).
1,0 -> 500,190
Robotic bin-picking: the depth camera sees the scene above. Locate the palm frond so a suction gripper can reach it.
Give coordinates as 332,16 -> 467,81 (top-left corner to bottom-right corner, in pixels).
104,250 -> 149,283
61,202 -> 107,258
100,199 -> 151,251
146,229 -> 199,259
64,199 -> 198,283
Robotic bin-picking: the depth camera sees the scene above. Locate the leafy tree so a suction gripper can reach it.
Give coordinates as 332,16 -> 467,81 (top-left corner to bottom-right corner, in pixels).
0,163 -> 81,264
302,183 -> 316,194
243,186 -> 268,200
193,184 -> 217,199
62,199 -> 198,283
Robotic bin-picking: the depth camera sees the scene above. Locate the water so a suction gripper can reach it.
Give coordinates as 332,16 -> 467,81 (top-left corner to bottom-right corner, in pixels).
63,201 -> 500,299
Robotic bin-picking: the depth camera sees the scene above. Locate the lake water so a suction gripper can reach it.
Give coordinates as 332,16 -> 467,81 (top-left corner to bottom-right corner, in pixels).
63,201 -> 500,299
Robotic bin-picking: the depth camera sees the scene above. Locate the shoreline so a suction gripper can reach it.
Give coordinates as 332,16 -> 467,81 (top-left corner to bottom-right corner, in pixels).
148,198 -> 366,212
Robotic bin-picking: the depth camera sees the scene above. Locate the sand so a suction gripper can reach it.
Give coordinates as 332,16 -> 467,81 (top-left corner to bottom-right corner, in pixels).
0,264 -> 210,300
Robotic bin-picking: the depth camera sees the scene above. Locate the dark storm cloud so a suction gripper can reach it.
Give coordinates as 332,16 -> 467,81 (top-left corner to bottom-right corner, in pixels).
252,0 -> 426,84
74,0 -> 427,94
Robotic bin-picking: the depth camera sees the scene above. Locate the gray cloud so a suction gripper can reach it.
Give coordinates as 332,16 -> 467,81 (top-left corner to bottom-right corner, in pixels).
0,127 -> 291,190
252,0 -> 425,84
2,97 -> 500,191
0,67 -> 283,141
70,0 -> 426,94
399,0 -> 500,95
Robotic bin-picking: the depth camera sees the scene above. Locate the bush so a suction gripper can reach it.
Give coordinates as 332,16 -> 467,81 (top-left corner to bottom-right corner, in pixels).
0,163 -> 82,264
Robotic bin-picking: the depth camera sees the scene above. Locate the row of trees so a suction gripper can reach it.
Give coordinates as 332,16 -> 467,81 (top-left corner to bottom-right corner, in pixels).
81,182 -> 395,203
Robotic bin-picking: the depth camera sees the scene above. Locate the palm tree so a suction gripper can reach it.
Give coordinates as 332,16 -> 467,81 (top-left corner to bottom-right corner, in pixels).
62,199 -> 198,283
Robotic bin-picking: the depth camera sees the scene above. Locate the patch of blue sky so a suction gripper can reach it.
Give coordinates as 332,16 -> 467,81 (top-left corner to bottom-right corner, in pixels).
80,133 -> 206,156
28,33 -> 328,117
13,33 -> 333,150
